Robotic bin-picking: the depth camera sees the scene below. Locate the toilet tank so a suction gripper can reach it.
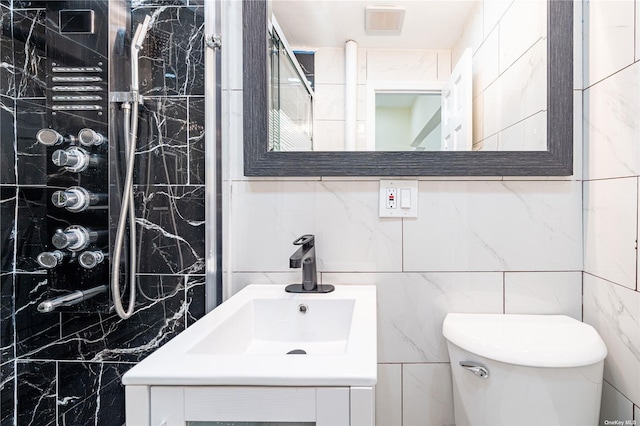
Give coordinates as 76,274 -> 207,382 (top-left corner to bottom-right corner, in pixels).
443,314 -> 607,426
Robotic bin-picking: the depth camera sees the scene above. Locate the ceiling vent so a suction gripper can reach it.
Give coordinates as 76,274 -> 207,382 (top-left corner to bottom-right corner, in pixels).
365,5 -> 405,34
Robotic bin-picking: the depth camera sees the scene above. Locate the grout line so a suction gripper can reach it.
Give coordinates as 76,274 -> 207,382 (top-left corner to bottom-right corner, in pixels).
603,378 -> 636,410
583,60 -> 640,91
581,271 -> 584,322
55,360 -> 59,425
502,272 -> 506,314
13,358 -> 17,426
401,217 -> 404,273
400,363 -> 404,426
583,271 -> 638,293
632,177 -> 640,291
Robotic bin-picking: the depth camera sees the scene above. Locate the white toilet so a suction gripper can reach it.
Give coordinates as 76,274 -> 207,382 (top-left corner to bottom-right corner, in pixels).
443,313 -> 607,426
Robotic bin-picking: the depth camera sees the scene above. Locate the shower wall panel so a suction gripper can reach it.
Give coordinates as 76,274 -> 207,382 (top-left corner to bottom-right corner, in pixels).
0,1 -> 206,424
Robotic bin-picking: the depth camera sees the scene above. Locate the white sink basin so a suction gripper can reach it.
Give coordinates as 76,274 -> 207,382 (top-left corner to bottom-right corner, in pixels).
122,284 -> 377,387
189,297 -> 356,355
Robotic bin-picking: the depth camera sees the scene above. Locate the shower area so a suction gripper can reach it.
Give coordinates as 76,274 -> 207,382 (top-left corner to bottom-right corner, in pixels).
0,0 -> 217,423
268,17 -> 314,152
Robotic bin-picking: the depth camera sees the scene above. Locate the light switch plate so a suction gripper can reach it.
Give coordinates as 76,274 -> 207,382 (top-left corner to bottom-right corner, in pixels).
379,180 -> 418,217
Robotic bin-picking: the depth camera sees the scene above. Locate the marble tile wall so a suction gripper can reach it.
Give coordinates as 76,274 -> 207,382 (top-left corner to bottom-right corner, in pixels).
225,1 -> 584,425
454,0 -> 547,151
308,0 -> 547,153
583,0 -> 640,423
0,1 -> 206,424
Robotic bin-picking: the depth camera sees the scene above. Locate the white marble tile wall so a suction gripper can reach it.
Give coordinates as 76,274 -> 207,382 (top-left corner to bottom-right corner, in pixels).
403,364 -> 455,426
504,271 -> 582,320
404,180 -> 582,272
365,50 -> 440,81
487,39 -> 547,133
470,29 -> 499,100
222,0 -> 588,425
498,1 -> 546,73
583,178 -> 637,290
376,364 -> 402,426
456,0 -> 547,150
583,61 -> 640,180
599,377 -> 635,425
584,275 -> 640,409
583,0 -> 640,422
323,273 -> 504,363
583,0 -> 635,87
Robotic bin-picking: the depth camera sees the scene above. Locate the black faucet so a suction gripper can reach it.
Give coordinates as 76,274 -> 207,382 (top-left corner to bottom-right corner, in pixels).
285,234 -> 334,293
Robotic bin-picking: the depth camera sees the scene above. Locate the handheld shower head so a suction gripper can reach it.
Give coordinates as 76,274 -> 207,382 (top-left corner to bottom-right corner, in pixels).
132,15 -> 151,51
130,15 -> 151,93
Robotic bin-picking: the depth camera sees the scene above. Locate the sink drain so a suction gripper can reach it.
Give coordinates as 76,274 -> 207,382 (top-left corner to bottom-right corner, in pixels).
286,349 -> 307,355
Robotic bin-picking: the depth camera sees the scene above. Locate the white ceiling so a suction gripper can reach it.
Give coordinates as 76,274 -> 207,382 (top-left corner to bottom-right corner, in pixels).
271,0 -> 478,50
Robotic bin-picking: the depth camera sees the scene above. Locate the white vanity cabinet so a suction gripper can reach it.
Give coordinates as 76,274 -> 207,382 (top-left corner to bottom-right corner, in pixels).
122,286 -> 377,425
126,385 -> 374,426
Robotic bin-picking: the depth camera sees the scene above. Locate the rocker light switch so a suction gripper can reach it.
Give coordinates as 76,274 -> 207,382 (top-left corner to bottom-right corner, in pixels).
379,180 -> 418,217
400,188 -> 411,209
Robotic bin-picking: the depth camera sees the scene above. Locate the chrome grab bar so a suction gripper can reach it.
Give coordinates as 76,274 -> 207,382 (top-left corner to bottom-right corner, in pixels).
37,285 -> 107,313
460,361 -> 489,379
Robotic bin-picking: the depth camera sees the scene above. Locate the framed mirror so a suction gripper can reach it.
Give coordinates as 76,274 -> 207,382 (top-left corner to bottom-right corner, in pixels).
243,0 -> 573,176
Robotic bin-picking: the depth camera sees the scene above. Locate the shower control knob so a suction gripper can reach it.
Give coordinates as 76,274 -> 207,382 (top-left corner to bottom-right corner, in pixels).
77,128 -> 106,147
51,186 -> 106,212
51,225 -> 102,252
51,147 -> 91,172
52,186 -> 88,212
78,251 -> 106,269
36,128 -> 72,146
36,250 -> 66,269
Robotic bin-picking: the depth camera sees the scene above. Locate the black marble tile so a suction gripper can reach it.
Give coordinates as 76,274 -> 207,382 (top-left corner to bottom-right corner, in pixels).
135,97 -> 190,185
0,188 -> 16,365
11,9 -> 46,99
11,1 -> 48,8
56,275 -> 187,362
0,6 -> 13,98
135,0 -> 188,6
17,311 -> 107,362
0,273 -> 14,363
58,361 -> 132,426
15,360 -> 56,426
135,185 -> 205,274
188,96 -> 205,185
14,187 -> 47,272
14,273 -> 59,358
186,274 -> 205,326
0,361 -> 14,426
134,6 -> 204,97
0,97 -> 15,185
15,98 -> 46,186
1,187 -> 16,274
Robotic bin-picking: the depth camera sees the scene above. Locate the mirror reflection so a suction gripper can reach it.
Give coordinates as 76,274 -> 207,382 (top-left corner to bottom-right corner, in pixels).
374,92 -> 442,151
268,0 -> 547,152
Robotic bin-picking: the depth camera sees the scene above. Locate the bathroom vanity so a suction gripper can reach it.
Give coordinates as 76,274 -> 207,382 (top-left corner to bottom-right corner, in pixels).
123,284 -> 377,425
126,385 -> 373,425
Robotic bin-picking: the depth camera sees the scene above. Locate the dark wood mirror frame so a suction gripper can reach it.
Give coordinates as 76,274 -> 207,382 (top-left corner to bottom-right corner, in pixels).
243,0 -> 573,177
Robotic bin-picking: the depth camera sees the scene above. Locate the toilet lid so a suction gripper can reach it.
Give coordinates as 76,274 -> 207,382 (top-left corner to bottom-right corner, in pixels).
442,313 -> 608,368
